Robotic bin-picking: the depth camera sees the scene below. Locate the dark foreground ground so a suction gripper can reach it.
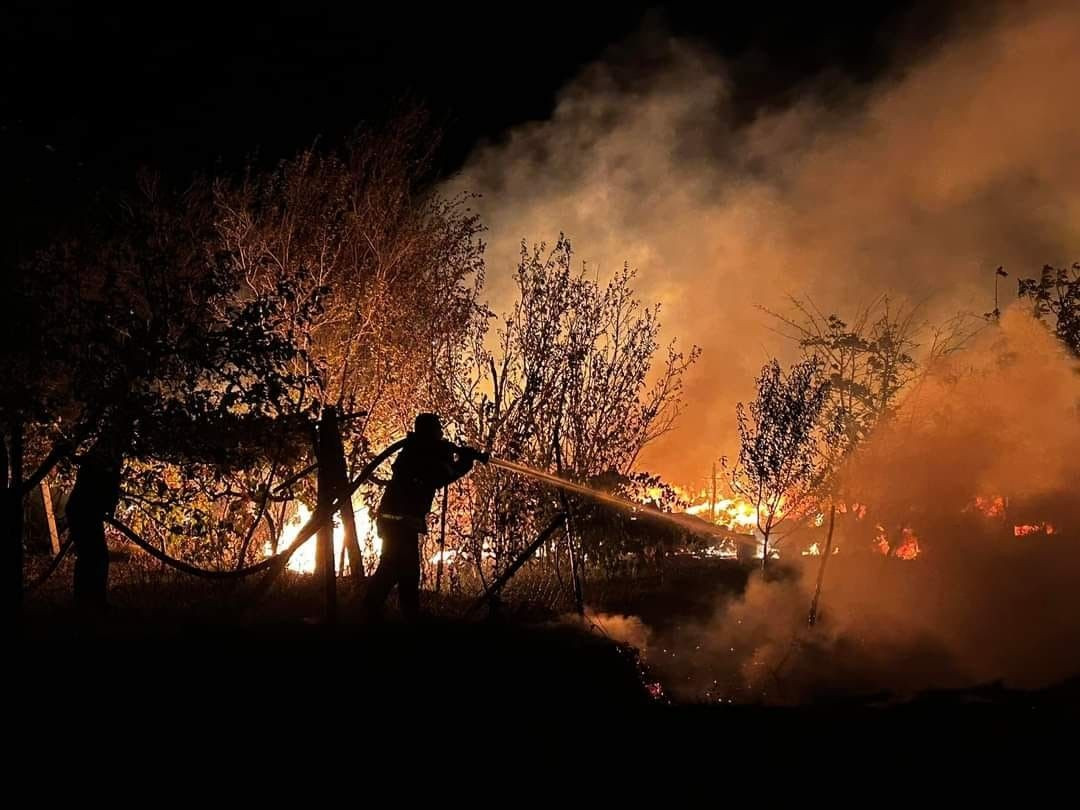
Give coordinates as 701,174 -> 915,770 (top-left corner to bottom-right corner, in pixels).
13,557 -> 1079,755
14,605 -> 1080,735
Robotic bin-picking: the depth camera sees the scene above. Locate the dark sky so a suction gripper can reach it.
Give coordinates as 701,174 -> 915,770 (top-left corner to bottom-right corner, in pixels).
1,1 -> 961,251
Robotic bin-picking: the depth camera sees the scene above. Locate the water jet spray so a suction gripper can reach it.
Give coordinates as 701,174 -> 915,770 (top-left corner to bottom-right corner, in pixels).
485,456 -> 755,548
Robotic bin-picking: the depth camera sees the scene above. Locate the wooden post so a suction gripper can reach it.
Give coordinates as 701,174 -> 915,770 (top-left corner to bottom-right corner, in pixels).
9,424 -> 24,614
710,462 -> 717,523
337,494 -> 362,578
552,435 -> 583,615
320,407 -> 363,580
40,479 -> 60,556
314,411 -> 338,624
563,503 -> 584,614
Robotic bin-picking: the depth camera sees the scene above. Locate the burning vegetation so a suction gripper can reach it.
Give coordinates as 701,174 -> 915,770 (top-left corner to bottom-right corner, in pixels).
6,2 -> 1080,712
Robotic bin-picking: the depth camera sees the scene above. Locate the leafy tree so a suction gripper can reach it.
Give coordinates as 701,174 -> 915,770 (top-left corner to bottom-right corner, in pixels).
726,357 -> 837,570
212,116 -> 486,578
22,175 -> 316,600
1018,263 -> 1080,356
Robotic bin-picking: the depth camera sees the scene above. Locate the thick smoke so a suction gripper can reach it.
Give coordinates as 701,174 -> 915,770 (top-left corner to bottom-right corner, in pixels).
448,0 -> 1080,481
449,2 -> 1080,698
595,310 -> 1080,702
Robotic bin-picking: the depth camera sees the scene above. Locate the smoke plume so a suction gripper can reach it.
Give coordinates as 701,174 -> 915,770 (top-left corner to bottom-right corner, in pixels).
448,0 -> 1080,482
591,310 -> 1080,702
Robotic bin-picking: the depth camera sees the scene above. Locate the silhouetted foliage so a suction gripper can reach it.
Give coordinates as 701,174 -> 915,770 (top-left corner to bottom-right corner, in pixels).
727,357 -> 837,568
444,236 -> 698,585
23,175 -> 319,579
1018,263 -> 1080,356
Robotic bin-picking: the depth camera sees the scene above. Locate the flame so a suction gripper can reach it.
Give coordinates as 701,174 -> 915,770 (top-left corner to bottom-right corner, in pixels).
683,494 -> 766,532
837,502 -> 867,519
269,499 -> 381,574
971,495 -> 1006,518
801,542 -> 839,557
430,548 -> 461,565
874,525 -> 920,560
894,529 -> 921,560
644,486 -> 665,502
1014,522 -> 1055,537
695,542 -> 738,559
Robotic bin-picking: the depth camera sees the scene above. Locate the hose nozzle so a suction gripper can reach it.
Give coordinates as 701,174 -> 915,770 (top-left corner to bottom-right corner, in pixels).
457,445 -> 490,464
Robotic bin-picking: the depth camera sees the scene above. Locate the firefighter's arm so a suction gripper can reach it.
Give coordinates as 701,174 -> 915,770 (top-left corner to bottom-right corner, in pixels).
433,445 -> 487,487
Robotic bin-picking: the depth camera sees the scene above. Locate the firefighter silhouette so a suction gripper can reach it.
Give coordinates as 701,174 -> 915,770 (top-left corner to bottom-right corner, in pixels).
364,413 -> 485,619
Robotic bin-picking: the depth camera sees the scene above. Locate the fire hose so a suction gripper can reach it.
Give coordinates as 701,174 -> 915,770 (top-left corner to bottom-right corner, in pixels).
93,439 -> 410,584
25,536 -> 75,593
105,515 -> 282,579
28,437 -> 482,593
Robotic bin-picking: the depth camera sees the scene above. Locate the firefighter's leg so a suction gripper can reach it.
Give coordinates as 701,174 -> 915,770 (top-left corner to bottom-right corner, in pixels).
397,533 -> 421,621
364,521 -> 401,617
73,517 -> 109,608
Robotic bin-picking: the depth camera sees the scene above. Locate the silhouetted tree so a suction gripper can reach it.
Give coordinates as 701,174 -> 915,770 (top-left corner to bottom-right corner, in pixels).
1018,263 -> 1080,356
0,252 -> 74,615
763,296 -> 979,456
445,236 -> 698,591
213,114 -> 485,577
26,174 -> 316,603
727,357 -> 837,570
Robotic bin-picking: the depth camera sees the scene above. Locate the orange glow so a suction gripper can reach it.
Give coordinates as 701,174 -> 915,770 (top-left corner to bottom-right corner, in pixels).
837,502 -> 867,519
894,528 -> 921,560
875,525 -> 919,560
971,495 -> 1006,518
1014,522 -> 1055,537
268,500 -> 381,574
678,487 -> 773,533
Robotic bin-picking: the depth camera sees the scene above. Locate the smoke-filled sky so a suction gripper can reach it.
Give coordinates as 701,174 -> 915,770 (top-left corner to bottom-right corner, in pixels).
448,0 -> 1080,485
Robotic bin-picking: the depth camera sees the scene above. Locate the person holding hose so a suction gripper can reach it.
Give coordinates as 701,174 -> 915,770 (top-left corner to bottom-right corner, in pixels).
365,413 -> 486,620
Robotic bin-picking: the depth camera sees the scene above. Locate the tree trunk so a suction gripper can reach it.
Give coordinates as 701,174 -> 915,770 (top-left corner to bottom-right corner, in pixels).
552,435 -> 583,615
808,502 -> 837,626
337,495 -> 362,579
313,410 -> 339,623
562,504 -> 584,614
2,428 -> 24,620
314,473 -> 338,624
68,434 -> 124,610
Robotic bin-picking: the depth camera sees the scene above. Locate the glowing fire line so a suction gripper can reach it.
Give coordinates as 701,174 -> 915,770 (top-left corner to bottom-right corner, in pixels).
267,499 -> 381,574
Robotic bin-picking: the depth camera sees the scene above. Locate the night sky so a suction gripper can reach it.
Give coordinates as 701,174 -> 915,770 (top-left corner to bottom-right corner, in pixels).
2,1 -> 961,253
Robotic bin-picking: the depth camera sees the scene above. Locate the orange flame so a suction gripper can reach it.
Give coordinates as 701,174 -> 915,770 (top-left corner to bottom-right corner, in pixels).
874,525 -> 920,560
972,495 -> 1006,518
836,502 -> 867,519
269,500 -> 381,574
677,486 -> 772,533
894,529 -> 921,560
1014,522 -> 1055,537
